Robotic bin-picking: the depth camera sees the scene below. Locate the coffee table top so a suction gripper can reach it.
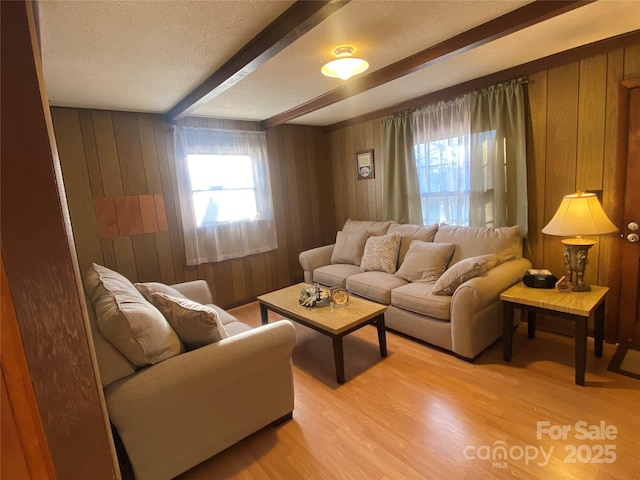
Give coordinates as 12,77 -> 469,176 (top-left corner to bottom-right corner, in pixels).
500,282 -> 609,317
257,283 -> 386,334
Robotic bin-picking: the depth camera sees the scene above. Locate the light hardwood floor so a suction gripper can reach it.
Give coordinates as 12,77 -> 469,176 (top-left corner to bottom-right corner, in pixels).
175,302 -> 640,480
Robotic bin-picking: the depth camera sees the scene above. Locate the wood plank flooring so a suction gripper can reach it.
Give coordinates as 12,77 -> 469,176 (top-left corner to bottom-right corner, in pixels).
175,302 -> 640,480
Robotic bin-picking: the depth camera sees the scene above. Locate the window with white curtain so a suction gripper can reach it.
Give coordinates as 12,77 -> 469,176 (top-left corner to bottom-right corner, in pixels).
383,78 -> 527,234
412,95 -> 472,226
174,127 -> 278,265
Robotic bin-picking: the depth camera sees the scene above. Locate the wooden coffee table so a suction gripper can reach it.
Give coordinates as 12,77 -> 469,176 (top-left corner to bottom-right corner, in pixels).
257,283 -> 387,384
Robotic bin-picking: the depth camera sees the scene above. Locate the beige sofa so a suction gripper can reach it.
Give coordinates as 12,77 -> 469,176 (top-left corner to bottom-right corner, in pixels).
84,264 -> 296,480
299,220 -> 531,359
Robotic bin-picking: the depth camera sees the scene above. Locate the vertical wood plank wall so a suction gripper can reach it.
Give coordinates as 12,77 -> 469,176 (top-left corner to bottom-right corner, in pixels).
53,42 -> 639,310
53,111 -> 336,307
327,43 -> 640,290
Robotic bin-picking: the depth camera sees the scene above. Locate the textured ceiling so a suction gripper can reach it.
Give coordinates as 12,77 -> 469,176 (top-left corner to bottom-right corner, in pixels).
39,0 -> 640,127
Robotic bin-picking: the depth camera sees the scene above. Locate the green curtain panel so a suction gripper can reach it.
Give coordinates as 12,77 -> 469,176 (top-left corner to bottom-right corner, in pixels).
382,112 -> 423,225
381,78 -> 527,235
470,79 -> 528,235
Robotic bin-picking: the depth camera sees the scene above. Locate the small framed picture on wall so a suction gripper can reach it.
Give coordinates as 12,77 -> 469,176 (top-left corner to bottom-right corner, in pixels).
356,149 -> 375,180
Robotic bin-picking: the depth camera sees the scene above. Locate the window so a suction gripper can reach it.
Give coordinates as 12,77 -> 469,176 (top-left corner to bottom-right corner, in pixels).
174,127 -> 278,265
187,154 -> 258,225
414,130 -> 496,226
414,135 -> 470,226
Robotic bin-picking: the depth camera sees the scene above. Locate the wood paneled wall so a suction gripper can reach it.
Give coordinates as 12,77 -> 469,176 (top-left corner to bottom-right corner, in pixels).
327,117 -> 385,229
53,110 -> 335,307
327,43 -> 640,289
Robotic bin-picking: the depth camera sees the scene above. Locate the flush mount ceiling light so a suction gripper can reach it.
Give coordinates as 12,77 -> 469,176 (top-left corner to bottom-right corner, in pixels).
321,45 -> 369,80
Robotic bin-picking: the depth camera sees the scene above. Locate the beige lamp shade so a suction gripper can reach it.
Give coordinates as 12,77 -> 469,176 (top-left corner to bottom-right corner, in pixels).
542,192 -> 618,237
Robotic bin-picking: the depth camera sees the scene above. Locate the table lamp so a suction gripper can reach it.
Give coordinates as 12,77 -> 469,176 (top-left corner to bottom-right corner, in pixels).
541,191 -> 618,292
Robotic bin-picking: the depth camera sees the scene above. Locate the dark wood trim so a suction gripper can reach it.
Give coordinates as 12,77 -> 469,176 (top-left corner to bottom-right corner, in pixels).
1,256 -> 57,479
262,0 -> 590,128
606,76 -> 640,343
1,1 -> 121,478
325,30 -> 640,132
165,0 -> 350,121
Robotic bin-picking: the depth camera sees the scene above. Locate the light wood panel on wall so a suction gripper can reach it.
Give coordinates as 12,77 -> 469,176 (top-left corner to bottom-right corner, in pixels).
53,110 -> 335,307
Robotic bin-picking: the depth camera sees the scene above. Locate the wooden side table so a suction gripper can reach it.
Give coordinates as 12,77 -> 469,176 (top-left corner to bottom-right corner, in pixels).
501,282 -> 608,386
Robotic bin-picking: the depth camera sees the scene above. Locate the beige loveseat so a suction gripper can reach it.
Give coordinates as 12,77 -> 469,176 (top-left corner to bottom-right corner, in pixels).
84,264 -> 296,480
299,220 -> 531,359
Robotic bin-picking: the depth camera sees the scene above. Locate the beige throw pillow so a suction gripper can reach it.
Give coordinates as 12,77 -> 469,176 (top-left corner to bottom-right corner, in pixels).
84,263 -> 183,367
360,232 -> 402,273
331,230 -> 369,266
394,241 -> 455,283
388,223 -> 439,265
135,282 -> 187,302
432,254 -> 499,295
150,293 -> 229,350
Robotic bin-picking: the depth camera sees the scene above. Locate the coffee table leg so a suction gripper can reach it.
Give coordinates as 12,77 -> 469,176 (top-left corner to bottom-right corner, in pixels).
332,336 -> 345,384
503,302 -> 514,361
376,314 -> 387,357
575,317 -> 587,386
259,303 -> 269,326
594,302 -> 605,357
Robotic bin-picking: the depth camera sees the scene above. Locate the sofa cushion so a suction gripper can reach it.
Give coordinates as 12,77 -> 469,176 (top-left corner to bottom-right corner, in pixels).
360,232 -> 402,274
390,283 -> 452,320
432,254 -> 499,295
434,224 -> 522,265
314,264 -> 363,288
343,218 -> 392,236
135,282 -> 187,302
388,223 -> 439,265
394,241 -> 455,283
331,230 -> 369,266
84,263 -> 184,367
346,271 -> 408,304
151,293 -> 229,350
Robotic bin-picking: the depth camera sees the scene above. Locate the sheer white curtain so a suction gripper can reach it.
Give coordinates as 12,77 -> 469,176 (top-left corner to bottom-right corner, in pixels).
470,80 -> 528,234
412,95 -> 471,225
174,127 -> 277,265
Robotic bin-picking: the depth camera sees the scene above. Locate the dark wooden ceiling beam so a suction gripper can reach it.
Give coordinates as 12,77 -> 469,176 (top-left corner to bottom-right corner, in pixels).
325,29 -> 640,132
165,0 -> 350,122
262,0 -> 591,128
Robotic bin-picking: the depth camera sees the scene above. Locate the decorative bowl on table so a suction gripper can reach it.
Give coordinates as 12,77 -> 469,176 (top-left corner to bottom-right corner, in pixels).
299,284 -> 330,308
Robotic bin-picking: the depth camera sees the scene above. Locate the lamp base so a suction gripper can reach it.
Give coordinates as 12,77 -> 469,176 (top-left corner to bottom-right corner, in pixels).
561,238 -> 596,292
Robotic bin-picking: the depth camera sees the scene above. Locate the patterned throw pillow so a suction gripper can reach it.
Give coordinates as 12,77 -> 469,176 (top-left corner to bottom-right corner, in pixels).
432,254 -> 499,295
360,233 -> 402,273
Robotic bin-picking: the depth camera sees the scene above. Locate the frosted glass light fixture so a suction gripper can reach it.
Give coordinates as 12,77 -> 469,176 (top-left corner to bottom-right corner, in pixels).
321,45 -> 369,80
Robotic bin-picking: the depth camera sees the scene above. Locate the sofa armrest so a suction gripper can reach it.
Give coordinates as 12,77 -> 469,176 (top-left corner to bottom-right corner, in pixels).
452,257 -> 532,307
170,280 -> 213,305
449,257 -> 531,357
104,320 -> 296,480
299,244 -> 335,283
105,320 -> 295,403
